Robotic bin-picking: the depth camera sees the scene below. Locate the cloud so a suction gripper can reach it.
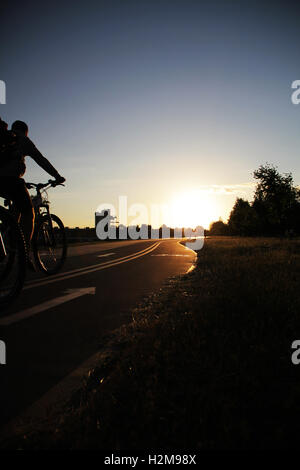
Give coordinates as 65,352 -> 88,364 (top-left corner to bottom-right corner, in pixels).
196,183 -> 256,195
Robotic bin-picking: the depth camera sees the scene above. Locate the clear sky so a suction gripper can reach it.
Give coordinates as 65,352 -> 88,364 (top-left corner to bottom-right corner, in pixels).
1,0 -> 299,228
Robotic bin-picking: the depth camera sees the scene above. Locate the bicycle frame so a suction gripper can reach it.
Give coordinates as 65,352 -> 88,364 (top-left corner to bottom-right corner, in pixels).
31,180 -> 66,244
26,180 -> 63,243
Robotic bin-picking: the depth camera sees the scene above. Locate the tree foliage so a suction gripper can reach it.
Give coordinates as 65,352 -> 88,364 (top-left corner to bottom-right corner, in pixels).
228,198 -> 258,236
252,164 -> 300,235
209,220 -> 229,235
210,164 -> 300,236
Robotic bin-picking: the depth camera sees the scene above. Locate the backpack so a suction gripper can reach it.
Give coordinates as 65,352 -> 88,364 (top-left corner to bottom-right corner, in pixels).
0,117 -> 19,169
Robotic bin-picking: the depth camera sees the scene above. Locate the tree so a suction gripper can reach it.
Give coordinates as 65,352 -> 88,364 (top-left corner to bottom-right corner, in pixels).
209,219 -> 229,235
228,198 -> 257,236
253,164 -> 300,235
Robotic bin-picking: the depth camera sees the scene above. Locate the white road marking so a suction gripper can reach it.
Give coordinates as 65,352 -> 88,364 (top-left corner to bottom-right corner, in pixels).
97,252 -> 115,258
24,242 -> 160,290
0,287 -> 96,326
151,254 -> 191,257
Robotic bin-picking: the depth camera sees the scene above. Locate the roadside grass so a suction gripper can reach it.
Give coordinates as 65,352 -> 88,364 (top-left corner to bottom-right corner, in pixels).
11,237 -> 300,449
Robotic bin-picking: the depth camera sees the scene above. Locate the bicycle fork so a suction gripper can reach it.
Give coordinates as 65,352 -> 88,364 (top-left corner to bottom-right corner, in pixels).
0,231 -> 7,258
46,215 -> 56,246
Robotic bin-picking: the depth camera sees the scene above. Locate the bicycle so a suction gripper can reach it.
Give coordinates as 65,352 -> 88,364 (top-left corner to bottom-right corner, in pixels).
0,179 -> 67,308
27,180 -> 67,275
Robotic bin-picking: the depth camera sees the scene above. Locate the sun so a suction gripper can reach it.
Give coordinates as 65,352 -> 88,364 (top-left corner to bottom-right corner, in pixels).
169,189 -> 217,229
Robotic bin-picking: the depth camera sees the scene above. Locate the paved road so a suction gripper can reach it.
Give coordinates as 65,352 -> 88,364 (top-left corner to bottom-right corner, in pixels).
0,239 -> 196,431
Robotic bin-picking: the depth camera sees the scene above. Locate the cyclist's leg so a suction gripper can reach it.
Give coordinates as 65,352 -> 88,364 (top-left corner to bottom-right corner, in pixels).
0,177 -> 34,250
12,179 -> 35,250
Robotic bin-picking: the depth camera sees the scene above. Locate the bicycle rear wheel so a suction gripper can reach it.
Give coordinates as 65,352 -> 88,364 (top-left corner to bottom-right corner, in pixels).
33,213 -> 67,275
0,206 -> 26,310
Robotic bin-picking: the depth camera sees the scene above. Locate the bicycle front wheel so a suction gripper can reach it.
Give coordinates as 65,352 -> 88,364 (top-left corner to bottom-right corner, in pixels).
0,206 -> 26,310
33,213 -> 67,275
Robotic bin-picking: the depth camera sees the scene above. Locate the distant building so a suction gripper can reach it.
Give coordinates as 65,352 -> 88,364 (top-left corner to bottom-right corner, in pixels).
95,209 -> 116,229
95,209 -> 118,239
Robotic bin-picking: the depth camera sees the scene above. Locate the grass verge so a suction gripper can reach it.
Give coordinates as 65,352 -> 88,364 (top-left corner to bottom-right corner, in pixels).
6,237 -> 300,450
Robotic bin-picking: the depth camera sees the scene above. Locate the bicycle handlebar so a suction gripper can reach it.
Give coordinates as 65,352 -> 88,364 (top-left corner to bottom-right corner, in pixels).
26,180 -> 65,190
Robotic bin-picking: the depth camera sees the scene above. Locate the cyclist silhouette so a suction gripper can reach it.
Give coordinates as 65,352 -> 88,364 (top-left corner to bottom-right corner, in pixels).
0,120 -> 65,261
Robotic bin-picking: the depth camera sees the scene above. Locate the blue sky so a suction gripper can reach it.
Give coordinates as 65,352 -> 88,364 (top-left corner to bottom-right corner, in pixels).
1,0 -> 299,227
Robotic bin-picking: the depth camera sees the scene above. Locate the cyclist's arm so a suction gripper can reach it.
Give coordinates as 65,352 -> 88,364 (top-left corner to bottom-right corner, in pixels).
25,139 -> 61,179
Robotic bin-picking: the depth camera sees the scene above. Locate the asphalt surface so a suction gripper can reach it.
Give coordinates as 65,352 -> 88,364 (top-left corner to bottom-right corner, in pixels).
0,239 -> 196,431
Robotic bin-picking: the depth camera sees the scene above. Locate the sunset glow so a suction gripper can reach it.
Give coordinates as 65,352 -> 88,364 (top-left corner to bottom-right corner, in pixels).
169,190 -> 219,229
